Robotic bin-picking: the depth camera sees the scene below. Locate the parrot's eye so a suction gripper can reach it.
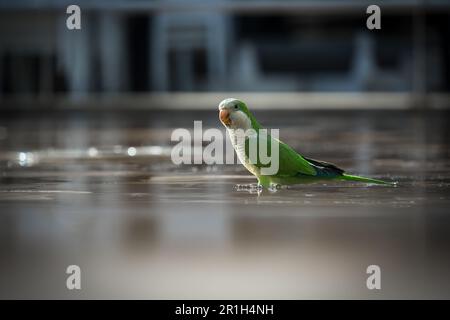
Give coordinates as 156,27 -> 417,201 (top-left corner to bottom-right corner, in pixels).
234,105 -> 239,109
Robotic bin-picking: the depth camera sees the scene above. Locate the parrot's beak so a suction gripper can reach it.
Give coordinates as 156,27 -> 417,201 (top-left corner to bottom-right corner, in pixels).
219,109 -> 231,126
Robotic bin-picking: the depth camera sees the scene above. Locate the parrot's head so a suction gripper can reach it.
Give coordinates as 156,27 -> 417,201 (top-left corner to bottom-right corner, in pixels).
218,98 -> 254,130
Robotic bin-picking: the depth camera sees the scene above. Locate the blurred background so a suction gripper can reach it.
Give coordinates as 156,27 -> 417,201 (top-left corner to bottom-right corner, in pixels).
0,0 -> 449,106
0,0 -> 450,299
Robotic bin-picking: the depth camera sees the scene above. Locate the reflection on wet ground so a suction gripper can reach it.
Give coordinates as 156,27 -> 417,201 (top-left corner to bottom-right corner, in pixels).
0,109 -> 449,298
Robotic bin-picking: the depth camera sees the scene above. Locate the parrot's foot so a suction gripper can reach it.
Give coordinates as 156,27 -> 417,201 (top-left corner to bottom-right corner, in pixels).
268,183 -> 282,193
235,183 -> 263,194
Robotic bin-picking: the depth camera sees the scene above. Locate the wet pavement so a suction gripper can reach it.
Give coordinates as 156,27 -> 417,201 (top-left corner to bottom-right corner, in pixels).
0,109 -> 449,299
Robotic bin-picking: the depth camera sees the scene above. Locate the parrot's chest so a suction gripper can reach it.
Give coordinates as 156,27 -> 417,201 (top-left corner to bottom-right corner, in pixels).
227,130 -> 260,176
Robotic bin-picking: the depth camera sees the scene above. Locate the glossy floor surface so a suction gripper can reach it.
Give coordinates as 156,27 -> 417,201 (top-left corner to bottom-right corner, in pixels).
0,109 -> 449,298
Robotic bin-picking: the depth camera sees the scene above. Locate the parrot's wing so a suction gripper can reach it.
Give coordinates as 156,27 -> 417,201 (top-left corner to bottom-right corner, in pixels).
302,157 -> 345,178
303,157 -> 345,175
245,135 -> 317,176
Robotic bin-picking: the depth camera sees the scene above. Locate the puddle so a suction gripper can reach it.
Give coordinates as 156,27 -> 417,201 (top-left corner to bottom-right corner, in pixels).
0,109 -> 449,298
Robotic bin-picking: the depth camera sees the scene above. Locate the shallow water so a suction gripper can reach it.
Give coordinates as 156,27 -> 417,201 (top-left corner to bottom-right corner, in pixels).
0,109 -> 449,298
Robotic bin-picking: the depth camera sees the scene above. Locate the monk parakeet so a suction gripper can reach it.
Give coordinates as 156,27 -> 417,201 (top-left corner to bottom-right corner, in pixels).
218,98 -> 393,189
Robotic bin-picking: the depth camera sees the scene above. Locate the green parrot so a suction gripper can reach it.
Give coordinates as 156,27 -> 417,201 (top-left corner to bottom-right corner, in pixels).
218,98 -> 394,189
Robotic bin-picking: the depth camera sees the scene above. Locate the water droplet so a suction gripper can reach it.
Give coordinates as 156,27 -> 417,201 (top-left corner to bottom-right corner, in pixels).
127,147 -> 137,157
88,147 -> 98,157
19,152 -> 27,162
18,152 -> 35,166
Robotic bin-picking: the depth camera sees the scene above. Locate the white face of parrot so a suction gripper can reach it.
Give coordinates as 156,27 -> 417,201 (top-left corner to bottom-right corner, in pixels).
218,98 -> 252,131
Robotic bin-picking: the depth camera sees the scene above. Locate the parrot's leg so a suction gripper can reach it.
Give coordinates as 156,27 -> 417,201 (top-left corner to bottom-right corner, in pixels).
257,176 -> 271,189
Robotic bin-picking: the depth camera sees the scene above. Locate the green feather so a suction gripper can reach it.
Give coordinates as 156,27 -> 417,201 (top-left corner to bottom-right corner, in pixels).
340,174 -> 395,185
224,98 -> 395,188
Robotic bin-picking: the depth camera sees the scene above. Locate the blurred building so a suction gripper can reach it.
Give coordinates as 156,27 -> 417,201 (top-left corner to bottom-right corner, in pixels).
0,0 -> 449,100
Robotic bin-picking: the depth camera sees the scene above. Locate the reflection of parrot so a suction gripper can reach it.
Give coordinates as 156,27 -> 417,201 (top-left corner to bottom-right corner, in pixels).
218,98 -> 394,189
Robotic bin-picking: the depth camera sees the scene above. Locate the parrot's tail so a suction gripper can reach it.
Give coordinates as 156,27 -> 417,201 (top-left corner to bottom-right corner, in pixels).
340,173 -> 396,186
